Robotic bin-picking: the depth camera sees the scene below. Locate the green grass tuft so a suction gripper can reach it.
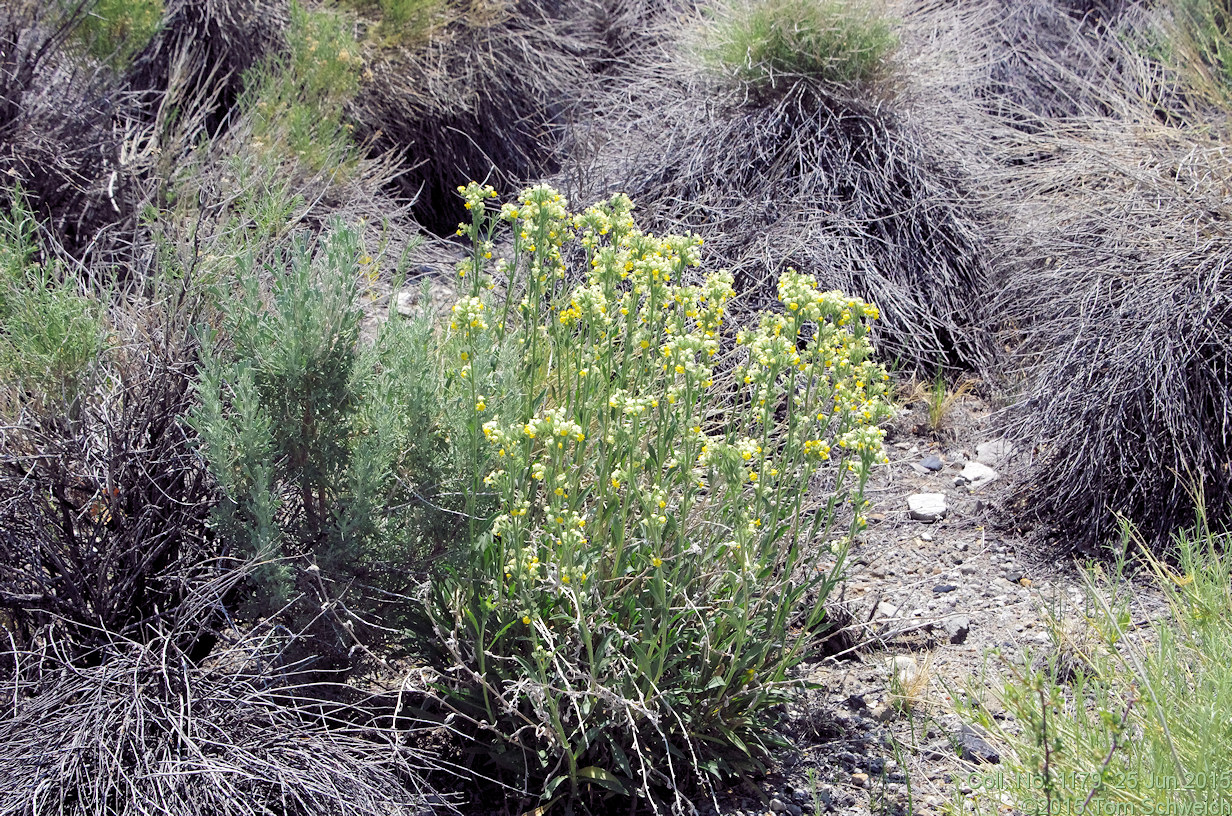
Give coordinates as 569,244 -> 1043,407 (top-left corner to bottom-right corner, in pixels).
0,194 -> 106,413
703,0 -> 898,93
959,513 -> 1232,815
68,0 -> 164,69
339,0 -> 447,46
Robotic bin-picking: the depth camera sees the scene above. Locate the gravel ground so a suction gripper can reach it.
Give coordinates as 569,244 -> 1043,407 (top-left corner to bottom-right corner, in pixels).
698,387 -> 1152,816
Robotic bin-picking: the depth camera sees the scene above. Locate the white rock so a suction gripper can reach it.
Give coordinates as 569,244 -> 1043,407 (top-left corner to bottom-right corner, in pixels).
875,601 -> 900,620
394,291 -> 417,318
908,493 -> 948,522
976,439 -> 1014,467
890,655 -> 920,685
958,461 -> 999,490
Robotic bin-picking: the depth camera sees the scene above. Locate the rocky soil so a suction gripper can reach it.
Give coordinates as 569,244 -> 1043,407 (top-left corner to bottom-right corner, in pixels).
699,386 -> 1155,816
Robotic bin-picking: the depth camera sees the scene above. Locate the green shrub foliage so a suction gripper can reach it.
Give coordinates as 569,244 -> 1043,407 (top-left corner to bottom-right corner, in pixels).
704,0 -> 898,93
192,226 -> 464,629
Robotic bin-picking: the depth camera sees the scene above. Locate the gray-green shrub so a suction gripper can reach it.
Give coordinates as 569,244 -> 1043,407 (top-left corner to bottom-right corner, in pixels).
0,194 -> 106,414
192,226 -> 464,627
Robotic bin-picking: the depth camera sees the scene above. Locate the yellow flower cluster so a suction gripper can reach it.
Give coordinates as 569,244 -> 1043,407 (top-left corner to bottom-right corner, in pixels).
457,181 -> 497,213
453,183 -> 895,632
803,439 -> 832,460
450,296 -> 487,332
522,407 -> 585,445
504,548 -> 542,582
838,426 -> 890,464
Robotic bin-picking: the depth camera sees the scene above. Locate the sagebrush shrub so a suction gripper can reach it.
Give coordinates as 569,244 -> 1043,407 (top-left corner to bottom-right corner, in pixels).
422,183 -> 893,809
192,226 -> 466,631
240,1 -> 364,176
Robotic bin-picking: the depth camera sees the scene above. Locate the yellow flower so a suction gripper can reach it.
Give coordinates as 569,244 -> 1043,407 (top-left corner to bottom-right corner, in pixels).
652,556 -> 662,568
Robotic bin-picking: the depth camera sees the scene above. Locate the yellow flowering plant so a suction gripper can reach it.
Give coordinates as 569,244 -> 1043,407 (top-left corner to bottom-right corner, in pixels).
425,182 -> 893,812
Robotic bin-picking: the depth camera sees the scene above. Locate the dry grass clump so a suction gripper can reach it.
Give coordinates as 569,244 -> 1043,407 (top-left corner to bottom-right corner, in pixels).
994,124 -> 1232,548
350,0 -> 668,235
1,0 -> 413,272
903,0 -> 1232,547
127,0 -> 288,105
0,621 -> 442,816
569,52 -> 999,374
0,2 -> 150,258
973,0 -> 1152,124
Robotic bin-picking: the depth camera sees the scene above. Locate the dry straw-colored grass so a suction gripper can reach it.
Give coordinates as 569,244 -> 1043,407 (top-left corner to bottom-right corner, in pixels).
904,0 -> 1232,547
0,613 -> 447,816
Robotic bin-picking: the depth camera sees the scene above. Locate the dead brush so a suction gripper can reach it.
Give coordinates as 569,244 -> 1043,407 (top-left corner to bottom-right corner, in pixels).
126,0 -> 289,108
0,283 -> 220,661
0,1 -> 151,259
348,0 -> 615,235
0,606 -> 448,816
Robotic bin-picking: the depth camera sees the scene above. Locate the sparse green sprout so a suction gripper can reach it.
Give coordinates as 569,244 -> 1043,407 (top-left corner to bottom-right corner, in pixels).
925,372 -> 972,433
963,517 -> 1232,815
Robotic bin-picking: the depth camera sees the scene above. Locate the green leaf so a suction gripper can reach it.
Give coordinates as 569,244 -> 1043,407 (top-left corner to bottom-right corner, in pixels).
577,766 -> 629,795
